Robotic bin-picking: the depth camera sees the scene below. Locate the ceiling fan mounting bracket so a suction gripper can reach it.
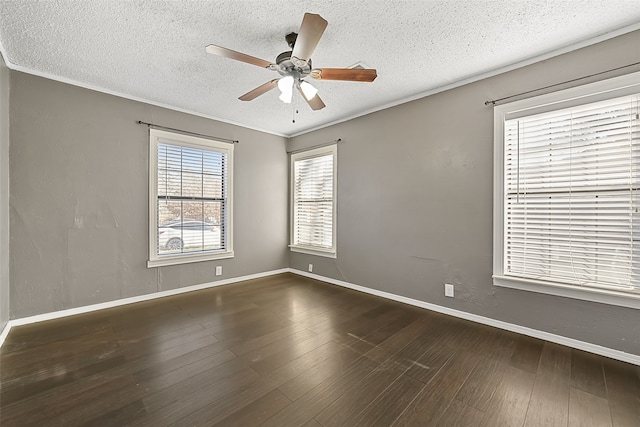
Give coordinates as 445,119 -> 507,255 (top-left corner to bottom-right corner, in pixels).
285,32 -> 298,49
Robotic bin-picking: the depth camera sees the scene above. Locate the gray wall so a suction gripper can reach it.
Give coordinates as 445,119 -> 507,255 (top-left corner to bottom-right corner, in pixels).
9,72 -> 289,318
0,53 -> 9,332
289,30 -> 640,356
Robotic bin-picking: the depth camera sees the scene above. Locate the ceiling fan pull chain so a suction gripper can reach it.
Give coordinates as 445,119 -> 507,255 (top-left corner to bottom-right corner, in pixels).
292,93 -> 299,123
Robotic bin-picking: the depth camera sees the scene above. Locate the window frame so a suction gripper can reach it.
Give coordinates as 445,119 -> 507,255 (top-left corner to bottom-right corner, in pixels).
493,70 -> 640,309
147,128 -> 234,268
290,144 -> 338,258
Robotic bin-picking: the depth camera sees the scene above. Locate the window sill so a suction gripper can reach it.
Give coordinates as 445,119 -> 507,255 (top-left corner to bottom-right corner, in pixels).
148,251 -> 234,268
493,275 -> 640,310
290,246 -> 337,259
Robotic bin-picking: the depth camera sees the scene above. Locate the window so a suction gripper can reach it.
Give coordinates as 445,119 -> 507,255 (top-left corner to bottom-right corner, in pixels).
290,145 -> 337,257
148,128 -> 233,267
493,71 -> 640,308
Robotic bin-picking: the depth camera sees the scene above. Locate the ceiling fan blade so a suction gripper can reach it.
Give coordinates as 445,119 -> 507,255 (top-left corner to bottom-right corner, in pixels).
298,87 -> 326,110
239,79 -> 279,101
292,13 -> 328,62
310,68 -> 378,82
206,44 -> 274,69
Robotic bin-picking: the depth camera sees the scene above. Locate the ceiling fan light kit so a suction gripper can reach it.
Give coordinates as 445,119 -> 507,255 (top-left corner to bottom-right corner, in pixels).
299,81 -> 318,101
277,75 -> 294,103
206,13 -> 377,111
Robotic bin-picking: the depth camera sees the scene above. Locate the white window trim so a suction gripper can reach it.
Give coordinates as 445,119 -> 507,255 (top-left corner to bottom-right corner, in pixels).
290,144 -> 337,258
289,245 -> 338,258
148,128 -> 234,268
493,70 -> 640,310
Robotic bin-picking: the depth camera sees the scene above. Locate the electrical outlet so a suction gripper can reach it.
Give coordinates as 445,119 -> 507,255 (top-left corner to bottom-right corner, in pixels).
215,266 -> 222,276
308,264 -> 313,272
444,283 -> 454,298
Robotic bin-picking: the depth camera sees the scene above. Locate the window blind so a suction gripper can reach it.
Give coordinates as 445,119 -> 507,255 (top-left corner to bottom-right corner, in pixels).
504,94 -> 640,292
156,141 -> 227,255
292,153 -> 334,250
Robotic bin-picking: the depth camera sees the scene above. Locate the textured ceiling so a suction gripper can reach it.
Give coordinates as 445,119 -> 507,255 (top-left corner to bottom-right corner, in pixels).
1,1 -> 640,137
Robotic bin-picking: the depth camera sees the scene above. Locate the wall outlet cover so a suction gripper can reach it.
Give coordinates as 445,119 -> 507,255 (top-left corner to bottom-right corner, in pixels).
308,264 -> 313,272
445,283 -> 454,297
215,266 -> 222,276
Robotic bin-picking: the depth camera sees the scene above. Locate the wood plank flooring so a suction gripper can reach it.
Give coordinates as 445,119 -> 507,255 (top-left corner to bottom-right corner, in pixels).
1,273 -> 639,426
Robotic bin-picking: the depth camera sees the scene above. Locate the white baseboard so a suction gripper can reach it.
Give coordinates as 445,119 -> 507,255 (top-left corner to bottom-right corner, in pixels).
0,268 -> 289,349
0,320 -> 10,349
2,267 -> 638,366
288,269 -> 640,366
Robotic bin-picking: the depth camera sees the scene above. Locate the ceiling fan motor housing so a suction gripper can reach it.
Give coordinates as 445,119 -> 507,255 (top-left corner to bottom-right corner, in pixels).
275,49 -> 311,79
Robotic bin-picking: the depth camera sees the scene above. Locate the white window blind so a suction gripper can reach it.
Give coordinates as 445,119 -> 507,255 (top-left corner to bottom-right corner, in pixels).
148,129 -> 233,267
291,145 -> 336,256
503,94 -> 640,293
156,141 -> 227,255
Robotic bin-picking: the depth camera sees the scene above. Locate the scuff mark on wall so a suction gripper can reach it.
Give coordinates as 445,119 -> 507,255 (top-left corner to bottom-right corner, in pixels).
10,205 -> 44,268
334,260 -> 348,282
73,193 -> 119,229
9,203 -> 62,317
410,255 -> 441,262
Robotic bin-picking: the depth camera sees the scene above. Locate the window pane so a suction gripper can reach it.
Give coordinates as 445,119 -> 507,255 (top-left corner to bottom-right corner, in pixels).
158,170 -> 182,197
204,201 -> 223,250
203,173 -> 223,199
182,171 -> 203,198
181,201 -> 204,253
158,200 -> 183,255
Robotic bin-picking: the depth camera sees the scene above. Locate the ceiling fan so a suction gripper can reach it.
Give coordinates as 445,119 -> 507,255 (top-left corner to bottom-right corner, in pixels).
205,13 -> 377,111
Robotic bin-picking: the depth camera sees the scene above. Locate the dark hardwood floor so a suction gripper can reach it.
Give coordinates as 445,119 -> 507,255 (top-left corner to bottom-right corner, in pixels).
1,273 -> 639,426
